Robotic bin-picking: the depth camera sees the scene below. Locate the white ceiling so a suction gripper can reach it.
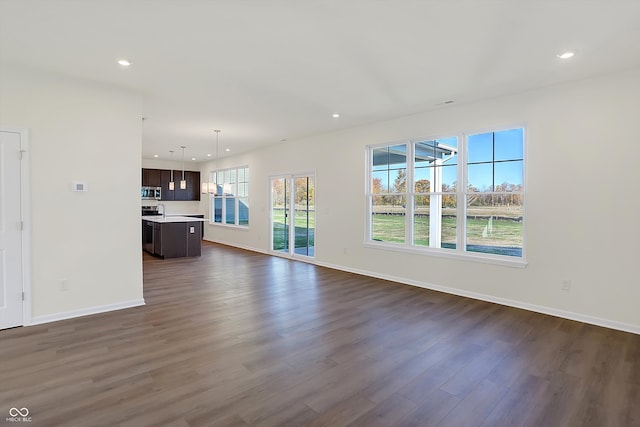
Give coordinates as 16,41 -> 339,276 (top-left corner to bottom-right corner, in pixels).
2,0 -> 640,162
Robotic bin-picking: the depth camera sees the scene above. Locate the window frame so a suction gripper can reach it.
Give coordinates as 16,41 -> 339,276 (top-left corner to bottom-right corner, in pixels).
365,126 -> 527,268
208,165 -> 249,229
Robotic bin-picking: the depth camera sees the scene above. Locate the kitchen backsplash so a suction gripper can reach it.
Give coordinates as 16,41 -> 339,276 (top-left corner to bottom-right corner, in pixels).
140,200 -> 202,215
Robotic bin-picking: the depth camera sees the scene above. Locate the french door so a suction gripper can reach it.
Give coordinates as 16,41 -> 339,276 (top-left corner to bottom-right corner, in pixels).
270,173 -> 315,258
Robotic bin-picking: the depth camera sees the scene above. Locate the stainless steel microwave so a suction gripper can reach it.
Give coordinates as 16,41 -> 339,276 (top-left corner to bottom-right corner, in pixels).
141,186 -> 161,200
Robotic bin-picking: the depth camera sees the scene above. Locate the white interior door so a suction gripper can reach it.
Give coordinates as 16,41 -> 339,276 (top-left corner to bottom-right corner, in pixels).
0,131 -> 24,329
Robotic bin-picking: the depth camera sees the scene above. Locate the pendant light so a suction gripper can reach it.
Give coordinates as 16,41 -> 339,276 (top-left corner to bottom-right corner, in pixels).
168,150 -> 175,190
211,130 -> 221,195
180,146 -> 187,190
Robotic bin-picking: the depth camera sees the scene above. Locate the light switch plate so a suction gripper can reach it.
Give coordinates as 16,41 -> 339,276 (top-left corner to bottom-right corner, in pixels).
72,181 -> 88,192
190,226 -> 195,233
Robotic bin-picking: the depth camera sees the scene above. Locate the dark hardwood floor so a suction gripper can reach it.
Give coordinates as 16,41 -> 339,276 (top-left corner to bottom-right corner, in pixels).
1,241 -> 639,426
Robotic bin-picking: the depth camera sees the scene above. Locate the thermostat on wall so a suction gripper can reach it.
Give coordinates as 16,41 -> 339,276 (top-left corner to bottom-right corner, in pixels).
72,181 -> 88,192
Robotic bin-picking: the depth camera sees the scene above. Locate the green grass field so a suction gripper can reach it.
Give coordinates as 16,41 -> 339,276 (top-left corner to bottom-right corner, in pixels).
272,209 -> 315,251
372,214 -> 522,250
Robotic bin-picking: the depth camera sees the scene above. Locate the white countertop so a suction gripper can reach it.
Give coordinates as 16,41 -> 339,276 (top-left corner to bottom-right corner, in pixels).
142,215 -> 208,223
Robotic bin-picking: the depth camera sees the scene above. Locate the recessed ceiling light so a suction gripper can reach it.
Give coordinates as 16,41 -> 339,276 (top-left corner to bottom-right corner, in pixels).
153,154 -> 158,158
226,148 -> 230,152
332,113 -> 340,118
191,157 -> 196,161
207,153 -> 212,157
117,59 -> 132,67
557,52 -> 575,59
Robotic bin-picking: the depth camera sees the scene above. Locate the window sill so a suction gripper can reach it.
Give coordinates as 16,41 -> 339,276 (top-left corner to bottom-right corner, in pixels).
363,241 -> 527,268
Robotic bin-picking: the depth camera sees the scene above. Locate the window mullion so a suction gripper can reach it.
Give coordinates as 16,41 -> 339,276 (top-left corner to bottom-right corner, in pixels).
459,133 -> 467,253
406,141 -> 414,246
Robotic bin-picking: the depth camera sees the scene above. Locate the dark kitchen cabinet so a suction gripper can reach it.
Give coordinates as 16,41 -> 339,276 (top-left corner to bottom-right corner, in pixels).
142,168 -> 200,201
142,220 -> 202,258
174,170 -> 200,201
159,169 -> 175,201
142,168 -> 161,187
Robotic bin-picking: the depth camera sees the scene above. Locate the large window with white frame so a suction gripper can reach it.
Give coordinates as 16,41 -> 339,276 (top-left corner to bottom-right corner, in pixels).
367,127 -> 524,262
210,166 -> 249,227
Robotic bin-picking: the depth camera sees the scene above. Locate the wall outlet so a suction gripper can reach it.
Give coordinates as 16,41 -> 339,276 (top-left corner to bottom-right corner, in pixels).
561,279 -> 571,291
61,279 -> 69,292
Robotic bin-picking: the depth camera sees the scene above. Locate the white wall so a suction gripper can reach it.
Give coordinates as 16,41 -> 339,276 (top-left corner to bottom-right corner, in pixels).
200,68 -> 640,332
0,64 -> 144,320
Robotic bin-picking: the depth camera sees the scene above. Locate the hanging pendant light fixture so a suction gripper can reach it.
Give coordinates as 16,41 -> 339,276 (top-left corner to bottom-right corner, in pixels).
168,150 -> 175,190
180,146 -> 187,190
201,131 -> 218,194
211,130 -> 221,195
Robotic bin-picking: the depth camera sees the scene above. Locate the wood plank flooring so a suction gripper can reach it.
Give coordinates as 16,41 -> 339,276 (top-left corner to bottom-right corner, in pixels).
1,241 -> 639,426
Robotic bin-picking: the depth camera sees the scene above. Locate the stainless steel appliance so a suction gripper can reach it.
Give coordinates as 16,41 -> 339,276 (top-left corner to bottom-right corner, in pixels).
141,205 -> 160,216
141,186 -> 161,200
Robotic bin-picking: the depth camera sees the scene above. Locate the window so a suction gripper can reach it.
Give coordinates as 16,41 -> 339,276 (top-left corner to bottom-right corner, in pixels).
367,127 -> 525,262
210,166 -> 249,227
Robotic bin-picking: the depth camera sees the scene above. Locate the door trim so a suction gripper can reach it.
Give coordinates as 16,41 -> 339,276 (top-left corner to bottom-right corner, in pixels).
269,172 -> 316,260
1,127 -> 32,326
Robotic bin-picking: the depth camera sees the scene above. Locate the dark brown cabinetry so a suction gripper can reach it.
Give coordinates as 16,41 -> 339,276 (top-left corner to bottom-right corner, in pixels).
142,168 -> 161,187
142,220 -> 202,259
159,170 -> 175,201
142,168 -> 200,201
174,170 -> 200,201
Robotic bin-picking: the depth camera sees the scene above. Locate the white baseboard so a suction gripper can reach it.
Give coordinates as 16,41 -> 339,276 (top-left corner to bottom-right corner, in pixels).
201,239 -> 640,335
314,260 -> 640,335
29,298 -> 145,326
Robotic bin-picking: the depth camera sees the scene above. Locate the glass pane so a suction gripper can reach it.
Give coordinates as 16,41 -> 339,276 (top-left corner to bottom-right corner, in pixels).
468,132 -> 493,163
225,198 -> 236,224
441,196 -> 457,249
372,144 -> 406,194
495,161 -> 523,191
413,195 -> 430,246
414,195 -> 456,249
414,168 -> 430,193
468,163 -> 493,192
441,164 -> 457,191
213,197 -> 222,223
294,176 -> 315,257
415,140 -> 436,167
494,128 -> 523,161
272,178 -> 289,253
238,197 -> 249,226
466,195 -> 523,257
371,195 -> 406,244
372,170 -> 389,193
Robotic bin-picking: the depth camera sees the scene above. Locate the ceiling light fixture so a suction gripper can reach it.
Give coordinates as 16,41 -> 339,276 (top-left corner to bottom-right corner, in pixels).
153,154 -> 158,158
117,59 -> 132,67
226,148 -> 230,152
192,157 -> 196,161
168,150 -> 175,191
332,113 -> 340,118
180,146 -> 187,190
557,51 -> 575,59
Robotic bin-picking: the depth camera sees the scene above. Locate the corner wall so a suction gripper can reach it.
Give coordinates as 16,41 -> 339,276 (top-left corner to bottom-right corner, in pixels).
0,64 -> 144,320
200,68 -> 640,333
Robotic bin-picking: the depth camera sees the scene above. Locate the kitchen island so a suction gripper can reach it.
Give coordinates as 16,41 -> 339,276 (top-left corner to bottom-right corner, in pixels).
142,216 -> 207,259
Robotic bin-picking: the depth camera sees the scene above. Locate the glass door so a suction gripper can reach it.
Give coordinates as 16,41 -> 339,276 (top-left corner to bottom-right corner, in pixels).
293,175 -> 314,257
271,176 -> 290,254
271,174 -> 315,258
